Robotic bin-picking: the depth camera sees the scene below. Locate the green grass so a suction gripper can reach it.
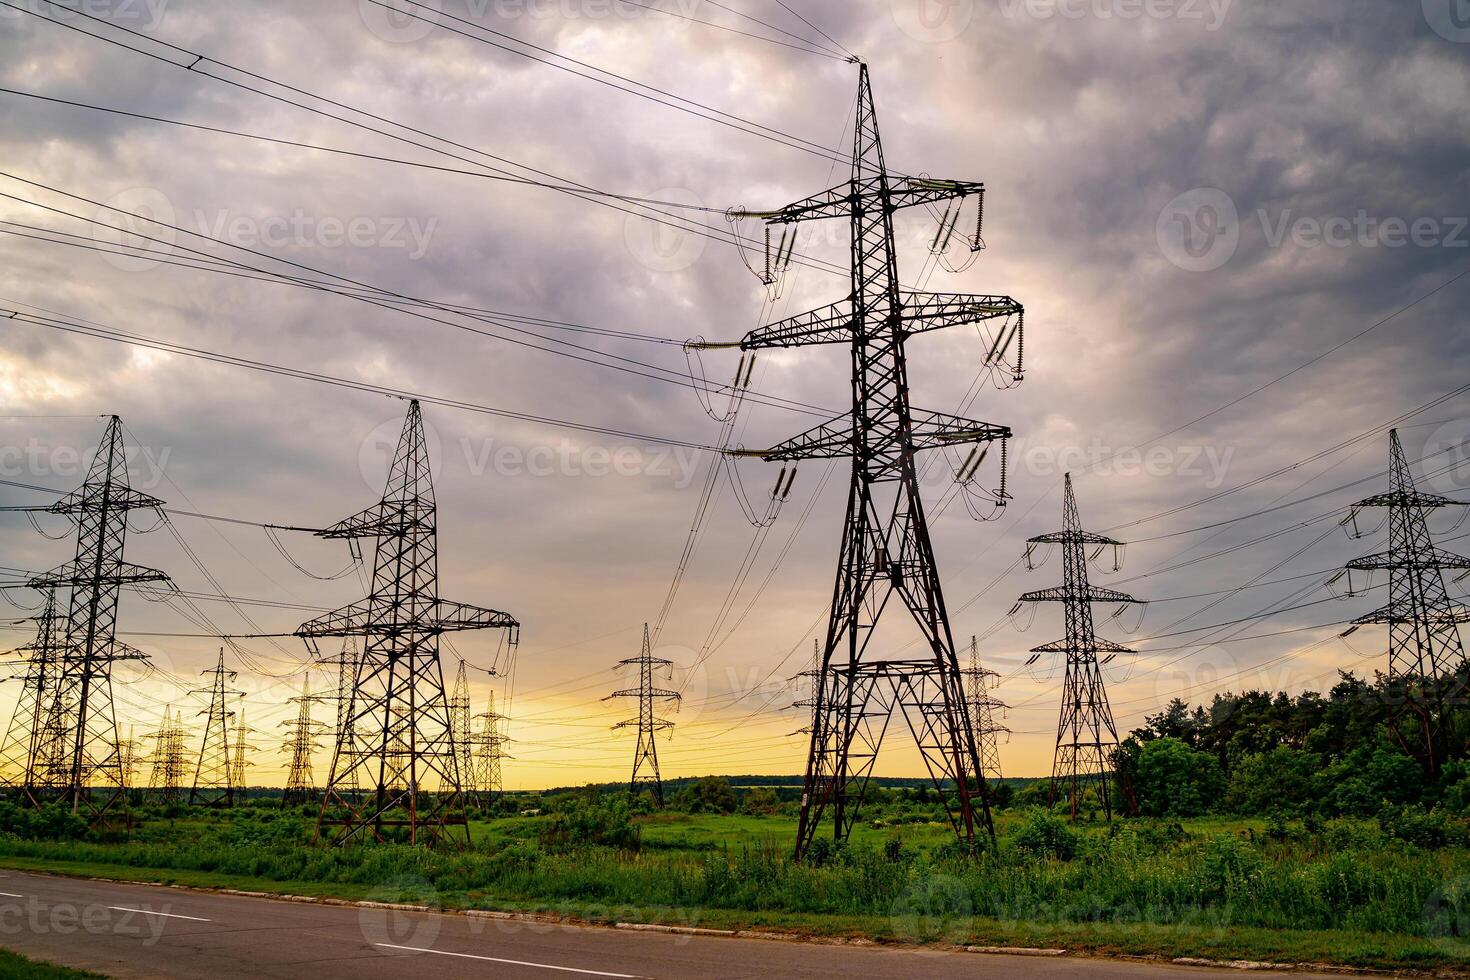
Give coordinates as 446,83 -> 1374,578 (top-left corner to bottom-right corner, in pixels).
0,948 -> 103,978
1,806 -> 1469,973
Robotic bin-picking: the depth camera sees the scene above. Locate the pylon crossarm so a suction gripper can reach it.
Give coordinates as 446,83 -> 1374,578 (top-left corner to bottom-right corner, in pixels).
1349,547 -> 1470,572
741,300 -> 855,350
1353,489 -> 1466,510
313,499 -> 434,539
295,598 -> 518,637
1029,637 -> 1134,655
1018,584 -> 1139,604
909,410 -> 1009,450
748,414 -> 855,462
751,175 -> 985,225
41,486 -> 165,514
27,561 -> 169,589
897,291 -> 1022,338
1353,603 -> 1470,626
1027,529 -> 1125,547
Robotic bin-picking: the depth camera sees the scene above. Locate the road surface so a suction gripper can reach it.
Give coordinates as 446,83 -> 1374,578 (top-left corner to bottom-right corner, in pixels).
0,871 -> 1343,979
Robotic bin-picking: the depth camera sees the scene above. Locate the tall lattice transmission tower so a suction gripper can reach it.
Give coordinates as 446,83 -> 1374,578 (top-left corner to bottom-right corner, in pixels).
9,416 -> 168,818
698,64 -> 1023,859
281,678 -> 326,808
448,661 -> 474,802
189,649 -> 241,806
319,639 -> 360,800
965,635 -> 1008,782
1343,429 -> 1470,774
0,591 -> 63,791
605,623 -> 680,806
231,702 -> 254,797
1019,474 -> 1141,820
145,707 -> 190,804
118,724 -> 140,796
469,690 -> 509,808
293,400 -> 519,845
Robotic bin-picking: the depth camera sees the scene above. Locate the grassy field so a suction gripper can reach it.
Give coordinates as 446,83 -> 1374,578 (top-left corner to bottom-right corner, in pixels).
0,948 -> 102,979
0,803 -> 1467,972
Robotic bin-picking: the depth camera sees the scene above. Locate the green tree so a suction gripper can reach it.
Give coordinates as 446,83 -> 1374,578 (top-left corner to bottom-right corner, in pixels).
1225,746 -> 1321,815
1132,737 -> 1224,817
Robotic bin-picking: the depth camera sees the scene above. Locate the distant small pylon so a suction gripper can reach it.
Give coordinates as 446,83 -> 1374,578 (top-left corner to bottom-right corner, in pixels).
281,678 -> 326,808
605,624 -> 680,806
965,636 -> 1008,782
190,649 -> 242,806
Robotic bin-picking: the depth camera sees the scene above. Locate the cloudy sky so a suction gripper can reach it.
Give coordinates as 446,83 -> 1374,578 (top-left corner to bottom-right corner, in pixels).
0,0 -> 1468,790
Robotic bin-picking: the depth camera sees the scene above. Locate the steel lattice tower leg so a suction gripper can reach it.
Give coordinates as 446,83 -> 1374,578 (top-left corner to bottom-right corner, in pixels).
1019,475 -> 1142,821
189,649 -> 240,806
0,591 -> 63,792
293,401 -> 518,846
607,623 -> 680,806
1345,429 -> 1470,775
704,65 -> 1023,860
22,416 -> 167,820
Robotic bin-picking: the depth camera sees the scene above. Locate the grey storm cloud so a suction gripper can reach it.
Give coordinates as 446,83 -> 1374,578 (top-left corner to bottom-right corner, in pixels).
0,0 -> 1467,782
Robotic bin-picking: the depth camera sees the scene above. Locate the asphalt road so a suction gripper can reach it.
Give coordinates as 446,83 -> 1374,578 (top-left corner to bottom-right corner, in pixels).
0,871 -> 1344,979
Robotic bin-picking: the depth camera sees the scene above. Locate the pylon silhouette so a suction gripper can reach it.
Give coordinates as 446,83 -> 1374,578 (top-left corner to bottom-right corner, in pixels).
1019,474 -> 1141,820
469,691 -> 510,808
19,416 -> 168,819
190,649 -> 241,806
1343,429 -> 1470,774
231,703 -> 254,797
281,678 -> 326,808
145,707 -> 189,804
606,624 -> 679,805
698,65 -> 1022,859
965,636 -> 1008,782
448,661 -> 474,804
293,401 -> 519,845
0,591 -> 63,791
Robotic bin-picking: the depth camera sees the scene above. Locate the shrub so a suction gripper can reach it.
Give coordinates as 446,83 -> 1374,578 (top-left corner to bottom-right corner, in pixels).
1009,810 -> 1079,861
540,794 -> 639,852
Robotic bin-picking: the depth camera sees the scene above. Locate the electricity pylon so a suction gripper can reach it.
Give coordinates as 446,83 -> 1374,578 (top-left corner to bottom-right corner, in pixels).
231,703 -> 254,797
145,707 -> 189,804
189,650 -> 241,806
791,639 -> 820,737
14,416 -> 167,819
1344,429 -> 1470,774
698,64 -> 1023,859
605,623 -> 679,806
294,400 -> 519,845
1019,474 -> 1141,820
0,591 -> 63,791
281,678 -> 326,808
118,725 -> 140,796
448,661 -> 474,802
965,635 -> 1008,782
319,639 -> 359,800
469,691 -> 509,807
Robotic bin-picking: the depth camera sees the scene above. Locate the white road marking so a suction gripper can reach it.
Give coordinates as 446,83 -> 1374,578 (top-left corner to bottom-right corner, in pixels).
107,906 -> 211,922
0,892 -> 22,898
375,943 -> 643,977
